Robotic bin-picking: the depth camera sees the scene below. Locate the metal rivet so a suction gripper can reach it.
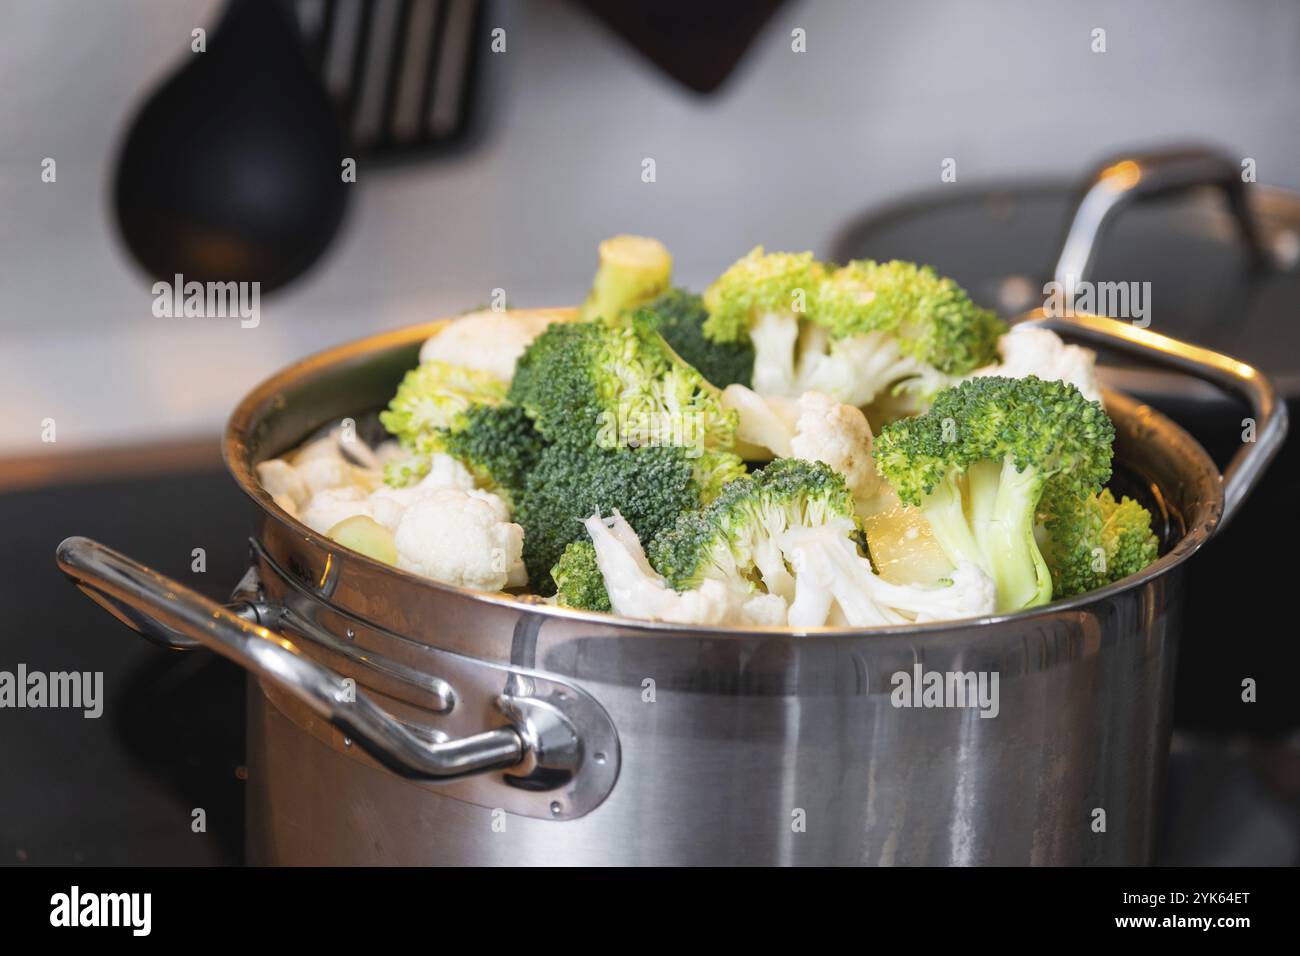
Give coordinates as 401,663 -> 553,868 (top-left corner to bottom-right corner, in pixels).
549,801 -> 563,816
343,737 -> 353,747
593,751 -> 607,765
346,628 -> 355,641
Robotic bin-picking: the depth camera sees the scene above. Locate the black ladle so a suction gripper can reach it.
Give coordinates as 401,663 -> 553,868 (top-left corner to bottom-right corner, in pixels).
113,0 -> 348,293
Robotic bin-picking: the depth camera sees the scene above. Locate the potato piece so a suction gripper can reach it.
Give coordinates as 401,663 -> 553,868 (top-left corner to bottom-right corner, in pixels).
327,514 -> 398,566
860,495 -> 954,587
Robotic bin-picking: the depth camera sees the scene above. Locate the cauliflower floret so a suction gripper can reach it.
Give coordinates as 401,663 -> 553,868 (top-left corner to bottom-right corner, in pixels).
788,391 -> 883,502
296,456 -> 359,496
394,488 -> 526,591
301,486 -> 372,534
419,309 -> 561,382
780,520 -> 996,628
369,453 -> 478,529
722,385 -> 883,503
256,459 -> 310,510
722,383 -> 798,458
971,326 -> 1102,404
582,511 -> 785,626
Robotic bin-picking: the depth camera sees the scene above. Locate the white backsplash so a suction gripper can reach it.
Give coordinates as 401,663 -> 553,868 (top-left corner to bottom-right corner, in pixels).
2,0 -> 1298,453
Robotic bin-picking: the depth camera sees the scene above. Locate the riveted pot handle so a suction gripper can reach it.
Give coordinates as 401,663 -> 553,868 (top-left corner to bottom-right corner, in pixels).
1021,311 -> 1288,533
54,536 -> 526,779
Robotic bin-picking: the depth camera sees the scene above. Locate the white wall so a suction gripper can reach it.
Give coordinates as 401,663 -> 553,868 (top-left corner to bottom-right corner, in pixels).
2,0 -> 1298,453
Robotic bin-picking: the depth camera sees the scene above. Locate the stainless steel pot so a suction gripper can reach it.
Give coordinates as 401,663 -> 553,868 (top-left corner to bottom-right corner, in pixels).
56,312 -> 1285,865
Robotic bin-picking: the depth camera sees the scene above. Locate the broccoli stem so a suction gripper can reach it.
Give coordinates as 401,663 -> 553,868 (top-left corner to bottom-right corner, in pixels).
974,459 -> 1052,611
922,473 -> 986,573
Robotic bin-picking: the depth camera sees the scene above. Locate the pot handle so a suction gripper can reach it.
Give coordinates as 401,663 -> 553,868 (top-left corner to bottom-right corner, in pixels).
54,535 -> 528,779
1021,310 -> 1288,533
1052,146 -> 1273,284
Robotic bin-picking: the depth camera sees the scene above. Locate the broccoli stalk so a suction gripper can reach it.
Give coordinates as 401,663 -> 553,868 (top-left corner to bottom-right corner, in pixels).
873,376 -> 1115,613
579,234 -> 673,323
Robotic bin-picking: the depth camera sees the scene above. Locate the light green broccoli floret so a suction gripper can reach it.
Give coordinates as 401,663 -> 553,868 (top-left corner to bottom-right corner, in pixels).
872,375 -> 1114,613
1041,488 -> 1159,597
379,360 -> 507,444
702,247 -> 824,343
814,259 -> 1004,377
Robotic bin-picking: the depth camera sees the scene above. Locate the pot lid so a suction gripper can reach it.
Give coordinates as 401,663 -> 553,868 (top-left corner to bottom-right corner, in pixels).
831,147 -> 1300,395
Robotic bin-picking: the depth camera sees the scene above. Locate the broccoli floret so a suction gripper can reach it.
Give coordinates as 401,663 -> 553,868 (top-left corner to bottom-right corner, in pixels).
551,540 -> 612,612
508,315 -> 737,452
379,360 -> 542,501
636,289 -> 754,389
702,247 -> 824,397
816,260 -> 1003,375
515,439 -> 746,592
700,251 -> 1002,409
1041,488 -> 1159,597
379,360 -> 507,443
873,376 -> 1114,613
795,260 -> 1003,408
649,458 -> 854,599
579,235 -> 673,323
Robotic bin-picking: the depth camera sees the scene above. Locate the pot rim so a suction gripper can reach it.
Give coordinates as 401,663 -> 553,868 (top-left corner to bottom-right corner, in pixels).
223,316 -> 1224,641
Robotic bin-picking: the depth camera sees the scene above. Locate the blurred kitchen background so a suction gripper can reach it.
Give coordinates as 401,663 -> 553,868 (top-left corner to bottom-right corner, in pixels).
1,0 -> 1297,864
4,0 -> 1300,453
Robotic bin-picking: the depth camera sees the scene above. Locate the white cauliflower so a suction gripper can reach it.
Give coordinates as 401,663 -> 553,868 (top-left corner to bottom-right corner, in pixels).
419,309 -> 561,382
301,486 -> 373,534
971,326 -> 1102,404
722,385 -> 883,502
296,456 -> 362,496
256,459 -> 309,512
779,519 -> 996,628
788,392 -> 884,503
368,452 -> 477,529
394,488 -> 526,591
583,511 -> 785,627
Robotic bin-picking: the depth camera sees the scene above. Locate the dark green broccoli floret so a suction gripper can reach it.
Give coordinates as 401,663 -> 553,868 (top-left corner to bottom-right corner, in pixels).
636,289 -> 754,389
436,403 -> 545,502
873,375 -> 1114,612
508,315 -> 737,451
551,541 -> 612,612
1041,488 -> 1159,597
515,439 -> 745,592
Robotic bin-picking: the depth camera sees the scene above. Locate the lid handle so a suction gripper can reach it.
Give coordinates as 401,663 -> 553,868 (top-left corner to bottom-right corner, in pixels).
1052,146 -> 1273,286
